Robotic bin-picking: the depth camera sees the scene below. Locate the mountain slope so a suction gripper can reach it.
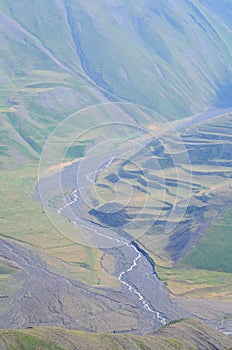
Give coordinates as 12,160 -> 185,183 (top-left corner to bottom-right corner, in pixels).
0,0 -> 232,158
0,319 -> 232,350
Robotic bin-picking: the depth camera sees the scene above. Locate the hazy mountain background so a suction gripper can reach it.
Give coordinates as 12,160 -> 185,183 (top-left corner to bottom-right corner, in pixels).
1,0 -> 232,166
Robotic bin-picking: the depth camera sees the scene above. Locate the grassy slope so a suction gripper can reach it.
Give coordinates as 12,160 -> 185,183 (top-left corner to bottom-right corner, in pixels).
181,206 -> 232,272
151,115 -> 232,298
0,166 -> 118,288
0,0 -> 232,164
0,0 -> 232,122
0,0 -> 118,292
0,319 -> 232,350
157,266 -> 232,300
62,0 -> 232,116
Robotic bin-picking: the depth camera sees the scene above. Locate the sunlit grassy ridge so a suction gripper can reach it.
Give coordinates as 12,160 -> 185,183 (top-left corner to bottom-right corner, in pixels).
0,319 -> 231,350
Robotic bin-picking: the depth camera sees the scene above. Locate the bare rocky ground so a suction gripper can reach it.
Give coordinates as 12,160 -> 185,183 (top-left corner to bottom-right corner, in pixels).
0,238 -> 171,333
108,244 -> 232,336
108,243 -> 189,322
1,238 -> 230,337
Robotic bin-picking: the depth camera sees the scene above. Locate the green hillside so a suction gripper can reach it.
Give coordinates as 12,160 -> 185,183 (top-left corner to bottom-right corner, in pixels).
181,205 -> 232,273
0,319 -> 231,350
1,0 -> 232,167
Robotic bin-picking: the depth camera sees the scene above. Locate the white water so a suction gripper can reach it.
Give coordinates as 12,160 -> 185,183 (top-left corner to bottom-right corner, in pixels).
57,187 -> 83,214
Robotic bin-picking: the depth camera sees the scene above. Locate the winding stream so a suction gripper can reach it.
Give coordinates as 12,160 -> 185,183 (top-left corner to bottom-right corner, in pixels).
57,184 -> 167,325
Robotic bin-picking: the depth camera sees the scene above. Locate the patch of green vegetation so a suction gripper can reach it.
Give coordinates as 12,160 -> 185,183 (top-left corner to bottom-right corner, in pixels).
7,113 -> 42,154
158,266 -> 232,285
157,265 -> 232,298
0,260 -> 18,275
165,338 -> 183,349
133,339 -> 151,350
48,192 -> 70,208
74,262 -> 91,269
223,314 -> 232,320
65,144 -> 86,159
64,139 -> 95,160
181,206 -> 232,273
8,332 -> 64,350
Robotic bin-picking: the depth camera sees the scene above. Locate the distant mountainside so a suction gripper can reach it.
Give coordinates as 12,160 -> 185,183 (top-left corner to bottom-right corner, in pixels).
0,319 -> 232,350
1,0 -> 232,166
